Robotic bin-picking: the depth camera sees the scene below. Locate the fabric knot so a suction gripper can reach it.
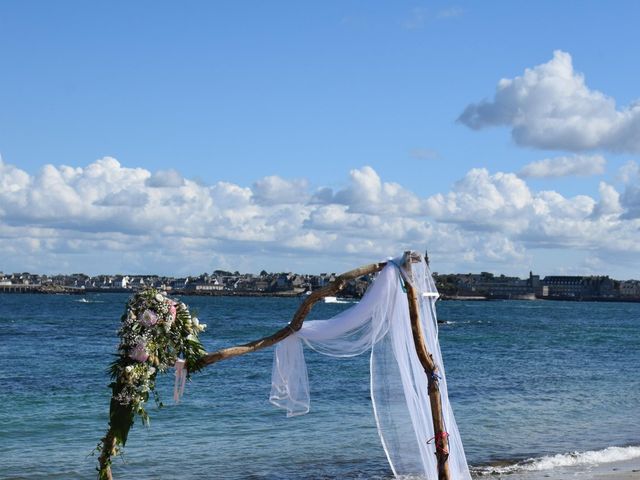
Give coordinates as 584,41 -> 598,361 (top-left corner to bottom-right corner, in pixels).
174,359 -> 187,404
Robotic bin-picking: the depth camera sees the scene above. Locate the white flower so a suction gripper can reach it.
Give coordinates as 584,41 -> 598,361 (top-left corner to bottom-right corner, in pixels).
198,323 -> 207,332
125,365 -> 134,373
155,293 -> 164,302
192,317 -> 199,327
148,367 -> 156,375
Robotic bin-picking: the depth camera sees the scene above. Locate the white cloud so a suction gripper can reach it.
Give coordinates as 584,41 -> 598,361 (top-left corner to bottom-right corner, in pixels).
252,175 -> 309,205
458,50 -> 640,153
519,155 -> 606,178
146,169 -> 185,188
421,166 -> 640,265
618,160 -> 640,184
95,189 -> 150,207
614,161 -> 640,219
425,168 -> 532,232
2,157 -> 640,276
591,182 -> 623,218
331,166 -> 424,215
0,157 -> 30,193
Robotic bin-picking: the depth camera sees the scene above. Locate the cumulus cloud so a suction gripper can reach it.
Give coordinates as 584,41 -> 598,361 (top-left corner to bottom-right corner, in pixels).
619,160 -> 640,219
618,160 -> 640,184
95,189 -> 150,207
2,156 -> 640,275
591,182 -> 623,218
425,168 -> 532,232
519,155 -> 606,178
329,166 -> 424,215
252,175 -> 309,205
146,169 -> 185,188
458,50 -> 640,153
0,158 -> 30,193
421,166 -> 640,264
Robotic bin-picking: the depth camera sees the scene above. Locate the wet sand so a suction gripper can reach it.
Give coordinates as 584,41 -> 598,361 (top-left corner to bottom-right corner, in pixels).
589,458 -> 640,479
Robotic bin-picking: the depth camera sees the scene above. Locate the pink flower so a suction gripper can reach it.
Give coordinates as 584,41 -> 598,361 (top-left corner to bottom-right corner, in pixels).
129,342 -> 149,363
166,299 -> 177,325
139,309 -> 158,327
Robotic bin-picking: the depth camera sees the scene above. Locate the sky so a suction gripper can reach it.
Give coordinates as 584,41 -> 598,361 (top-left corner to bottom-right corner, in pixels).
1,1 -> 640,278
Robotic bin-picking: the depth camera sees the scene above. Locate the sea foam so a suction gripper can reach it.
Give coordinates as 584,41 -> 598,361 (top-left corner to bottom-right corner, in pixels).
474,445 -> 640,475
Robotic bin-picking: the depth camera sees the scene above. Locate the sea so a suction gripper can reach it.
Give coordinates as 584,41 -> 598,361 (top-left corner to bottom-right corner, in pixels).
0,293 -> 638,479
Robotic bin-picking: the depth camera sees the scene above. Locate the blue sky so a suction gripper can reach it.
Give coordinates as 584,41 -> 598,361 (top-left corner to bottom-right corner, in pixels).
1,1 -> 640,278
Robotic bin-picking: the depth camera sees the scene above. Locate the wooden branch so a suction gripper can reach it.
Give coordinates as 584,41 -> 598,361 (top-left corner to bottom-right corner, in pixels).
97,432 -> 116,480
199,251 -> 452,480
199,261 -> 387,367
199,251 -> 452,479
99,261 -> 385,480
400,251 -> 450,480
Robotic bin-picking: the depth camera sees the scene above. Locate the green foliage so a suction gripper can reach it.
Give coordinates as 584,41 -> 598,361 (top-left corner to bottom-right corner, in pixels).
96,289 -> 207,478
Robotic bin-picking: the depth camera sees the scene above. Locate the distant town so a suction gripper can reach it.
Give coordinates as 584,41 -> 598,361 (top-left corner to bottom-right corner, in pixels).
1,268 -> 639,302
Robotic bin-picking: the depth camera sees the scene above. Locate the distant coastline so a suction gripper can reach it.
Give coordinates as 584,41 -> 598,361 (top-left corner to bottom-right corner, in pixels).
2,268 -> 639,302
0,284 -> 308,297
2,283 -> 640,303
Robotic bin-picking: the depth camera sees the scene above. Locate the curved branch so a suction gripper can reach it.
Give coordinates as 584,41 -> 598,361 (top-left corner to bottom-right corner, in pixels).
199,261 -> 387,367
399,251 -> 450,480
99,259 -> 387,480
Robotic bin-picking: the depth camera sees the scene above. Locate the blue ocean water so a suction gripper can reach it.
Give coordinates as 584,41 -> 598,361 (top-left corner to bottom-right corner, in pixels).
0,294 -> 638,479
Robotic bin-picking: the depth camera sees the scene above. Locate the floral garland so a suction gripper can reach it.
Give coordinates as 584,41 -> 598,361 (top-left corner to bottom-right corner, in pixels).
96,289 -> 207,479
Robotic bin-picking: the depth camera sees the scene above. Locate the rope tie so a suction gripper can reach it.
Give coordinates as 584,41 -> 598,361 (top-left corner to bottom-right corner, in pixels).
427,431 -> 450,455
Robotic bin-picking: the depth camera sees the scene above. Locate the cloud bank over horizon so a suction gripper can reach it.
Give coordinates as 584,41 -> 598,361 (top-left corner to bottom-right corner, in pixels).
2,156 -> 639,278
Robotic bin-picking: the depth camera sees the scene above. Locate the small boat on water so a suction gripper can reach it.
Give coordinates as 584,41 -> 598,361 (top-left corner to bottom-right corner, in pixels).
323,296 -> 357,304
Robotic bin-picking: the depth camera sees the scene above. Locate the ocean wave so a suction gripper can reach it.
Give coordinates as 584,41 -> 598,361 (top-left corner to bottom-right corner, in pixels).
75,298 -> 104,303
473,445 -> 640,475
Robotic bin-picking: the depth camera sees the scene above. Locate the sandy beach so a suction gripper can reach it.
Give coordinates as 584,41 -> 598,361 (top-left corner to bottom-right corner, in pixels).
587,458 -> 640,480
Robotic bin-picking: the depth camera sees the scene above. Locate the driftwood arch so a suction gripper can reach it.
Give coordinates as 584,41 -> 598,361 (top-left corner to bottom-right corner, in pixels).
99,251 -> 451,480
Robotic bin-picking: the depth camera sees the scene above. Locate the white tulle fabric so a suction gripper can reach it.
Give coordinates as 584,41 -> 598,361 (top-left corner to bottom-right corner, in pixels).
270,256 -> 471,479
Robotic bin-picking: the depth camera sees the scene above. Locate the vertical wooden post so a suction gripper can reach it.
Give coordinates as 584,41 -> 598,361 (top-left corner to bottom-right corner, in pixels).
401,251 -> 450,480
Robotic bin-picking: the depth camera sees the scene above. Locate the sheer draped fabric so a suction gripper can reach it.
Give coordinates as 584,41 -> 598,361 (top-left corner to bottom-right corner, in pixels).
270,256 -> 471,479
